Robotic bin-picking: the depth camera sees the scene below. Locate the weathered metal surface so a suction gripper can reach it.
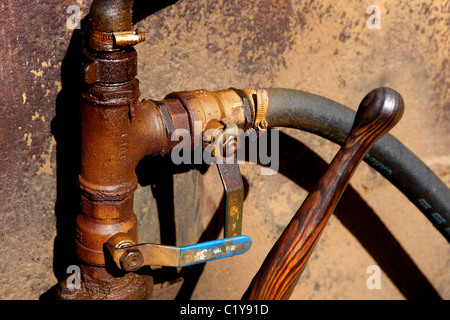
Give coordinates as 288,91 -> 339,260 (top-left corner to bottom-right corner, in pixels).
57,264 -> 153,300
147,98 -> 191,154
88,0 -> 133,50
0,0 -> 94,299
82,48 -> 138,85
66,0 -> 166,297
75,0 -> 258,298
0,0 -> 449,300
178,235 -> 251,267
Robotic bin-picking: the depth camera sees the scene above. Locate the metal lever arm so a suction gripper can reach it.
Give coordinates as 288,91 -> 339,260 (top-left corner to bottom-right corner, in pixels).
204,117 -> 245,238
107,234 -> 252,272
106,119 -> 251,273
217,159 -> 244,238
243,87 -> 404,300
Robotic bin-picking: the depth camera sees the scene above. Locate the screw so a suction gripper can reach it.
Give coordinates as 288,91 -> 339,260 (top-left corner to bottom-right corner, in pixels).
120,249 -> 144,272
258,120 -> 268,130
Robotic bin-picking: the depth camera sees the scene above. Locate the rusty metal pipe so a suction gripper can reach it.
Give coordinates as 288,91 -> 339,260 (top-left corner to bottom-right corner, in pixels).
57,0 -> 260,300
76,84 -> 171,268
79,86 -> 169,203
90,0 -> 134,33
58,0 -> 160,299
88,0 -> 147,51
60,36 -> 256,300
60,77 -> 170,299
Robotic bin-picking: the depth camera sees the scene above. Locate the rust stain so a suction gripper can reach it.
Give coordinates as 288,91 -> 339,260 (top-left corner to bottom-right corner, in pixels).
233,0 -> 296,75
338,23 -> 352,43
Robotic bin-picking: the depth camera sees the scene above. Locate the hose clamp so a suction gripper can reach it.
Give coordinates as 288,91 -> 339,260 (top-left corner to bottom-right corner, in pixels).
89,29 -> 146,49
254,89 -> 269,131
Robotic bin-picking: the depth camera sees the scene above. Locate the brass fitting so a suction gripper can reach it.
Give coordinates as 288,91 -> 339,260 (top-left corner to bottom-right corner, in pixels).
90,29 -> 146,48
165,88 -> 256,150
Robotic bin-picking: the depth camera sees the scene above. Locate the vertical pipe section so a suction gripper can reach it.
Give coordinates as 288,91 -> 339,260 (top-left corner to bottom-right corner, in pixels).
59,0 -> 162,300
77,79 -> 141,267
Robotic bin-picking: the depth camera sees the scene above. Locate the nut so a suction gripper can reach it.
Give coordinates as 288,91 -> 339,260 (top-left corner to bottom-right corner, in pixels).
120,249 -> 144,272
258,120 -> 268,130
223,134 -> 239,157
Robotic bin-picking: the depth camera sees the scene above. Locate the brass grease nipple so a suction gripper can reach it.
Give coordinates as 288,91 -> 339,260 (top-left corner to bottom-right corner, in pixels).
90,29 -> 146,47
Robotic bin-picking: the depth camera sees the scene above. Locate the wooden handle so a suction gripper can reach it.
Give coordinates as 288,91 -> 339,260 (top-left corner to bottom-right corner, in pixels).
243,87 -> 404,300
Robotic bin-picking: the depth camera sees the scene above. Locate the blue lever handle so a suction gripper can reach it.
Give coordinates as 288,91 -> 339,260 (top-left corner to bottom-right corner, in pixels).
107,234 -> 252,270
178,235 -> 252,267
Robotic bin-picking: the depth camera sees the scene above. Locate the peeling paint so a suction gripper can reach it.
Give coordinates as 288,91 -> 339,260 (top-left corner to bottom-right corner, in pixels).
31,111 -> 46,122
30,69 -> 44,77
54,80 -> 62,93
36,137 -> 56,176
23,132 -> 32,147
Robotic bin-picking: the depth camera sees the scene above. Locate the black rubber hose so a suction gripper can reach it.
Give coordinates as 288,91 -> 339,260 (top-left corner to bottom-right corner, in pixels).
265,88 -> 450,243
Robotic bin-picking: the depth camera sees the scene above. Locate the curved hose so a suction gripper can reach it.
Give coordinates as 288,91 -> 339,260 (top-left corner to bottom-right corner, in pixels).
265,88 -> 450,243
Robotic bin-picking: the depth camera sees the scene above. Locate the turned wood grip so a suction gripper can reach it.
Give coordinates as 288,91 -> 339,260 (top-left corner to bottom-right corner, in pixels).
243,87 -> 404,300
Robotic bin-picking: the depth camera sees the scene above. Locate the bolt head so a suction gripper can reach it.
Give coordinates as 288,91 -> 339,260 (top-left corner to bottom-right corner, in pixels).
222,135 -> 239,157
120,249 -> 144,272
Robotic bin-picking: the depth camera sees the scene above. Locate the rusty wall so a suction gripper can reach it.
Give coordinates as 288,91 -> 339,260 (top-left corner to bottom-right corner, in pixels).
0,0 -> 449,299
